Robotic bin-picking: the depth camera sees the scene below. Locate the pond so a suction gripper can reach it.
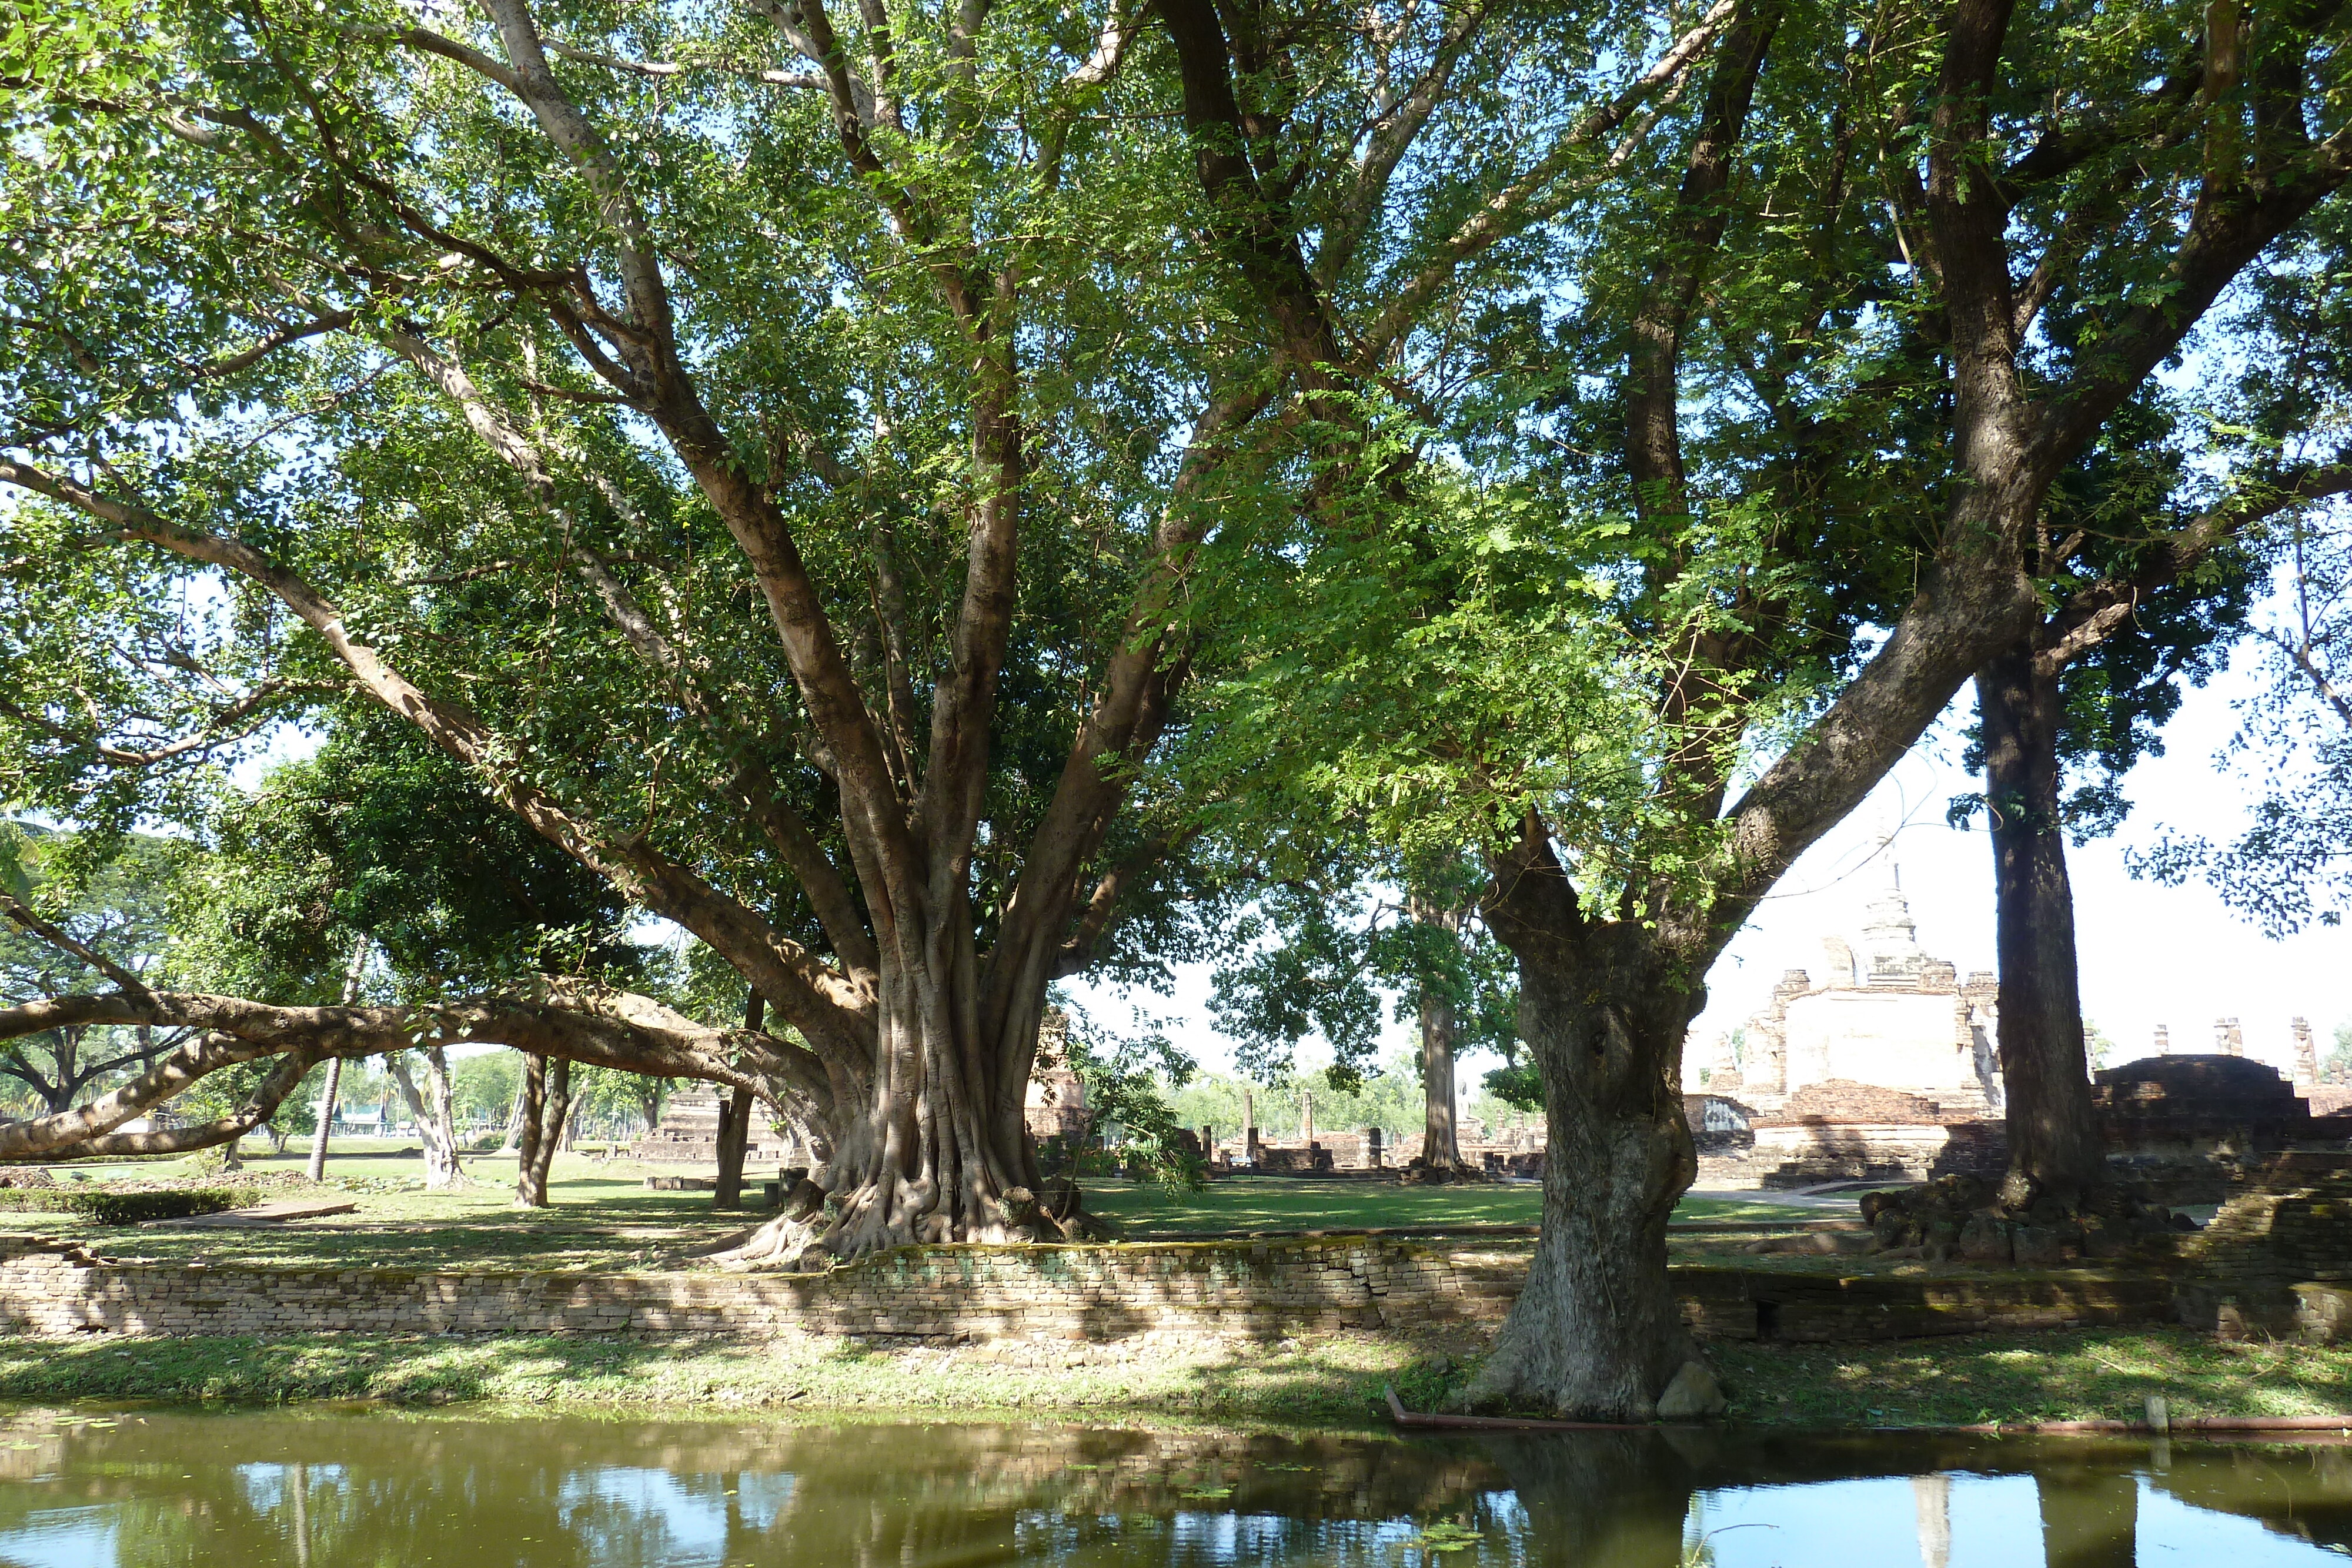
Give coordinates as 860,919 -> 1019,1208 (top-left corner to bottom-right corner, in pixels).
0,1406 -> 2344,1565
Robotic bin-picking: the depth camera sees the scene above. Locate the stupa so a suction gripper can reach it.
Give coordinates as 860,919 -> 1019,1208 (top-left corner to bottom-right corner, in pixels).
1698,856 -> 2003,1116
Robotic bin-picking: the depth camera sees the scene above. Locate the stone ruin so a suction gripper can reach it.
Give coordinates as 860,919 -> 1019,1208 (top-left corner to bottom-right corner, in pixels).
1680,859 -> 2342,1191
1698,861 -> 2003,1115
1210,1089 -> 1391,1176
1681,861 -> 2012,1187
1023,1011 -> 1091,1145
630,1086 -> 801,1167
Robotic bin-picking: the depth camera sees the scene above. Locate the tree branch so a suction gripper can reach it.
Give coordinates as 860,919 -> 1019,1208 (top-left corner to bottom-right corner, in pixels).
0,982 -> 834,1160
2037,459 -> 2352,677
0,457 -> 875,1061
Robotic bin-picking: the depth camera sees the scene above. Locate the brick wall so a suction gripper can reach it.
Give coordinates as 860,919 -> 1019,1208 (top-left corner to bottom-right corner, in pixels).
0,1234 -> 1524,1343
0,1233 -> 2183,1346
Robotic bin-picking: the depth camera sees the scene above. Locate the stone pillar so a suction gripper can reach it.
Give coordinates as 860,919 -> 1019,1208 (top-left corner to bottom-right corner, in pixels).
2294,1019 -> 2320,1088
1200,1125 -> 1215,1164
2154,1024 -> 2170,1055
2217,1017 -> 2245,1056
1299,1089 -> 1314,1144
1365,1126 -> 1382,1168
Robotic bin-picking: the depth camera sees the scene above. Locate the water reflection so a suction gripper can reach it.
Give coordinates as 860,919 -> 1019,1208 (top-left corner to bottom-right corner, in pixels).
0,1407 -> 2346,1565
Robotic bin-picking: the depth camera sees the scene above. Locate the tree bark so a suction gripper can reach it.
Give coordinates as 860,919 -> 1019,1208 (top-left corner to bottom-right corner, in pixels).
305,1055 -> 342,1182
501,1061 -> 529,1154
714,1087 -> 754,1210
716,994 -> 761,1211
1977,645 -> 2105,1208
1418,987 -> 1463,1169
387,1049 -> 466,1190
514,1052 -> 549,1208
1467,827 -> 1705,1419
523,1057 -> 570,1204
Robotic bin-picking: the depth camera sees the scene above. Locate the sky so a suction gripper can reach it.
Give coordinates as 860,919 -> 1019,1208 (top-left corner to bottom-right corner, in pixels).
1065,579 -> 2351,1087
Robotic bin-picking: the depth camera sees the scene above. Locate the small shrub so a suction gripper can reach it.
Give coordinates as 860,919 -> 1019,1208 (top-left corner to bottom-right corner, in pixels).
0,1187 -> 246,1225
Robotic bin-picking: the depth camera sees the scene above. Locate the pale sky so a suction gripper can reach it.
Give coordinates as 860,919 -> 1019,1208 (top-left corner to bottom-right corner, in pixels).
1069,579 -> 2350,1085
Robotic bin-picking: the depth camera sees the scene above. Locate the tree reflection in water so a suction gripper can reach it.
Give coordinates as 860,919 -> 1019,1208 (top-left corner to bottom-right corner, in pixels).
0,1410 -> 2347,1564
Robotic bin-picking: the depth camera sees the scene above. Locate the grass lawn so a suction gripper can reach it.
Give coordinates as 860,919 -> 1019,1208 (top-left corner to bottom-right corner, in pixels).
1,1150 -> 1828,1272
1,1323 -> 2339,1432
1084,1176 -> 1817,1236
0,1145 -> 759,1272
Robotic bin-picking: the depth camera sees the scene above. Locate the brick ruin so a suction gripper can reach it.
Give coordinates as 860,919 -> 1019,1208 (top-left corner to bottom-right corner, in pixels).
1695,862 -> 2004,1115
1675,862 -> 2343,1189
629,1086 -> 801,1168
1672,863 -> 2011,1186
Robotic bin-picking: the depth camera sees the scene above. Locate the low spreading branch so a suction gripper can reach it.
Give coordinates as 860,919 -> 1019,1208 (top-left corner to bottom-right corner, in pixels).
0,981 -> 831,1162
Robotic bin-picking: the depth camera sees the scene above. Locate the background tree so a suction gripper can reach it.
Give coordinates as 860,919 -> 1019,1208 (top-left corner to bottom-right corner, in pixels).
0,825 -> 183,1112
2136,508 -> 2352,930
1208,850 -> 1515,1177
1180,0 -> 2352,1420
450,1051 -> 524,1134
161,712 -> 660,1196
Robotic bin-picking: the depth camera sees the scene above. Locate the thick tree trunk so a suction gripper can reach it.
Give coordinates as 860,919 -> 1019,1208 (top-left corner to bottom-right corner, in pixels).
1418,988 -> 1464,1169
1977,648 -> 2105,1208
1469,828 -> 1708,1420
525,1057 -> 570,1202
514,1053 -> 549,1208
714,1087 -> 753,1210
305,1055 -> 342,1182
714,940 -> 1065,1266
823,963 -> 1048,1253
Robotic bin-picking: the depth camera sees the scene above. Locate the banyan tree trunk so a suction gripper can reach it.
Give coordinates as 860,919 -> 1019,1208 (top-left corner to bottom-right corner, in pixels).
1977,647 -> 2105,1209
826,954 -> 1050,1252
719,928 -> 1064,1266
305,1055 -> 342,1182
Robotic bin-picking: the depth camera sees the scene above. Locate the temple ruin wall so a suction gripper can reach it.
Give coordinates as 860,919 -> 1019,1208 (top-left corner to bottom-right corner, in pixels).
0,1233 -> 2175,1345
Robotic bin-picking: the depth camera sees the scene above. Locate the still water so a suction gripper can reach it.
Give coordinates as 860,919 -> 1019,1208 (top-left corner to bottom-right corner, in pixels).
0,1407 -> 2344,1566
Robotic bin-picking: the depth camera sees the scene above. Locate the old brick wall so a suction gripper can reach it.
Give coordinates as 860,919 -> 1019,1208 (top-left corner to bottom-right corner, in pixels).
0,1232 -> 2185,1346
0,1234 -> 1523,1343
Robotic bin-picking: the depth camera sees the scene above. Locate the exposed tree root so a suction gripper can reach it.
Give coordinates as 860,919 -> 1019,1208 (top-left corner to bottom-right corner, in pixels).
693,1172 -> 1111,1271
704,1213 -> 831,1271
1397,1157 -> 1492,1185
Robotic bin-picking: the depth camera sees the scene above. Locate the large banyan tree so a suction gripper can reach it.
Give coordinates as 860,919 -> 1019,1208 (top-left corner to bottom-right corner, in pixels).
0,0 -> 1736,1257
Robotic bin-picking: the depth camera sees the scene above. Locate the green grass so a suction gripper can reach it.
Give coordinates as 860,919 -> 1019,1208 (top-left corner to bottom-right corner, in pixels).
5,1324 -> 2341,1432
0,1147 -> 761,1272
1080,1176 -> 1813,1236
1708,1331 -> 2352,1427
1,1151 -> 1822,1271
